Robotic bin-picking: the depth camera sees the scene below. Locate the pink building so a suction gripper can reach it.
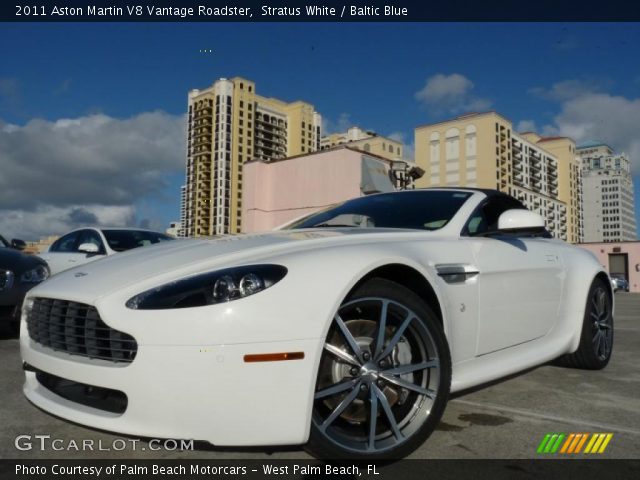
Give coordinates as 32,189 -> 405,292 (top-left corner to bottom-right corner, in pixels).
578,241 -> 640,293
242,146 -> 399,233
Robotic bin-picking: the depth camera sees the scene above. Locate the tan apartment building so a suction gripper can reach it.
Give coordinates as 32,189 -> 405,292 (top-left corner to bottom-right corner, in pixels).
414,111 -> 583,242
578,142 -> 637,242
321,126 -> 403,161
182,77 -> 322,237
522,133 -> 583,243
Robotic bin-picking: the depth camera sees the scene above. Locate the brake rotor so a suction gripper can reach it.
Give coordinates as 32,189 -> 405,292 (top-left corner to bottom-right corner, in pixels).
321,319 -> 405,424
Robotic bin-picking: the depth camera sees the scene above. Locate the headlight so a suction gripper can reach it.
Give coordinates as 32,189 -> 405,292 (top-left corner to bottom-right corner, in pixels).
126,264 -> 287,310
0,270 -> 14,292
20,265 -> 50,283
22,297 -> 34,318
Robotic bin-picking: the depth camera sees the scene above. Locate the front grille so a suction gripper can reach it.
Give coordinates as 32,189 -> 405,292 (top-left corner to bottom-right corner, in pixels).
35,369 -> 127,414
26,298 -> 137,363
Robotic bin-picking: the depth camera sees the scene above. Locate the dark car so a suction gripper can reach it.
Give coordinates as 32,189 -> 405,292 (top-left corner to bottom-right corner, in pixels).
0,235 -> 50,333
610,274 -> 629,292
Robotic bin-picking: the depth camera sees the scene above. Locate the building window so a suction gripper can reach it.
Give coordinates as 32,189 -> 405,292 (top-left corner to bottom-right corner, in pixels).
445,128 -> 460,160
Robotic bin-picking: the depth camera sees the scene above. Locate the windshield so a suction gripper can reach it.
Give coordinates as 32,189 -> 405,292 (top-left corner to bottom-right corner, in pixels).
103,230 -> 174,252
0,235 -> 9,248
288,190 -> 473,231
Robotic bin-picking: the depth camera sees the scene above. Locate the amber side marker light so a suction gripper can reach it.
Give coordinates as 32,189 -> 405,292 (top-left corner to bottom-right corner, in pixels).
244,352 -> 305,362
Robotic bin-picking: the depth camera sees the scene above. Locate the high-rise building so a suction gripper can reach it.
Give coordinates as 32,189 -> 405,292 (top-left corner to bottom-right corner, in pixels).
179,185 -> 186,237
524,134 -> 583,244
182,77 -> 322,237
578,141 -> 637,242
414,111 -> 583,242
321,126 -> 403,160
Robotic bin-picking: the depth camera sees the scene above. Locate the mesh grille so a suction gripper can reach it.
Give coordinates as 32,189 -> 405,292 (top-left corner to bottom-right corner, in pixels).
26,298 -> 137,363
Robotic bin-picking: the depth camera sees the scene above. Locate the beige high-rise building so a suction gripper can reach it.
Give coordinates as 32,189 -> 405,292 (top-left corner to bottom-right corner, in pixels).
523,134 -> 583,243
321,126 -> 403,161
414,111 -> 583,242
182,77 -> 322,237
578,142 -> 637,242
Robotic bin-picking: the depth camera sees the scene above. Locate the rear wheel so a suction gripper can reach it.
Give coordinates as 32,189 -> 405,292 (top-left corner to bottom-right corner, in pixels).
557,278 -> 613,370
306,278 -> 451,460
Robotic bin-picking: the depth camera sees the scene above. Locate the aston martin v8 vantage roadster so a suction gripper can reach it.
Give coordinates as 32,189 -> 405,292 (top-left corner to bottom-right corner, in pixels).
20,188 -> 613,459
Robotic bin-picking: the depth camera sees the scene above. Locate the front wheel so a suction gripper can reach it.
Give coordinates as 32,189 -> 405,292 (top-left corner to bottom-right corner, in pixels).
306,278 -> 451,460
556,277 -> 613,370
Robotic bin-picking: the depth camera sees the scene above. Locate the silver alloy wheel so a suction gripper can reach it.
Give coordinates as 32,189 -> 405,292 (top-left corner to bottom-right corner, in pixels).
591,286 -> 612,361
313,297 -> 441,454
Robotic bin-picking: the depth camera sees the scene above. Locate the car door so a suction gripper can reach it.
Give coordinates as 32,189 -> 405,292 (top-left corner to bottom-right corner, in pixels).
463,195 -> 564,356
40,231 -> 81,275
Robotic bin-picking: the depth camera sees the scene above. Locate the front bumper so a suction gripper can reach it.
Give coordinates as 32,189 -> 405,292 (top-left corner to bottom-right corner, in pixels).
22,335 -> 322,446
19,252 -> 368,447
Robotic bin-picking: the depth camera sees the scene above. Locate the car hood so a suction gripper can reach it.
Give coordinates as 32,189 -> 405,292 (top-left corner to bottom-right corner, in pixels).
0,248 -> 46,273
31,228 -> 425,301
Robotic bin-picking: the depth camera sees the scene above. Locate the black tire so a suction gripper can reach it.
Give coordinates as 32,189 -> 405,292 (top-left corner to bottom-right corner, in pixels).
9,321 -> 20,337
306,278 -> 451,460
556,277 -> 613,370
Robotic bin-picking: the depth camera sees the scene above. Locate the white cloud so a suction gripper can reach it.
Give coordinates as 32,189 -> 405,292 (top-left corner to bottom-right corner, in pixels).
0,111 -> 185,239
415,73 -> 491,114
516,120 -> 538,133
322,112 -> 352,135
1,205 -> 136,242
540,90 -> 640,175
529,78 -> 606,102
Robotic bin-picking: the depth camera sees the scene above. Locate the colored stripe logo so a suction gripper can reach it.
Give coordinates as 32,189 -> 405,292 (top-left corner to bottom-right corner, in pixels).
537,433 -> 613,454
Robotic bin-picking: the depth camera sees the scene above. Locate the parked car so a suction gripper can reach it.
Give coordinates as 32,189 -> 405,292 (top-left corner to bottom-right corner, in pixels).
0,234 -> 27,251
39,228 -> 174,275
1,235 -> 49,333
21,189 -> 613,460
610,274 -> 629,292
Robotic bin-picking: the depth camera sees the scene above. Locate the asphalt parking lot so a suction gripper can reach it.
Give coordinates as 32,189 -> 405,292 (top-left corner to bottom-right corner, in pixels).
1,293 -> 638,460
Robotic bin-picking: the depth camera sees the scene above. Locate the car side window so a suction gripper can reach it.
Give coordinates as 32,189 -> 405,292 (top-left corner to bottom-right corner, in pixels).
50,231 -> 80,252
466,196 -> 525,236
77,230 -> 106,254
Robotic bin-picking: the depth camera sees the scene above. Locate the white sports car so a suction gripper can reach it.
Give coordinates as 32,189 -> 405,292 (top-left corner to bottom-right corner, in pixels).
39,227 -> 173,275
20,188 -> 613,459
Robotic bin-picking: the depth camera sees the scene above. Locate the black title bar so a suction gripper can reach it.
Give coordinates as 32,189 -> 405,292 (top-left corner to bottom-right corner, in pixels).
2,459 -> 640,480
4,0 -> 640,22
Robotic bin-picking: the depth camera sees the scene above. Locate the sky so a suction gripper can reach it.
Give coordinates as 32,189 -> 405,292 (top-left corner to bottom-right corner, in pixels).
1,22 -> 639,240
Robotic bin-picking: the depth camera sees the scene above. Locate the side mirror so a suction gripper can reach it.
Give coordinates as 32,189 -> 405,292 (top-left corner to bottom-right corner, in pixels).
498,209 -> 546,235
78,243 -> 100,254
11,238 -> 26,251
